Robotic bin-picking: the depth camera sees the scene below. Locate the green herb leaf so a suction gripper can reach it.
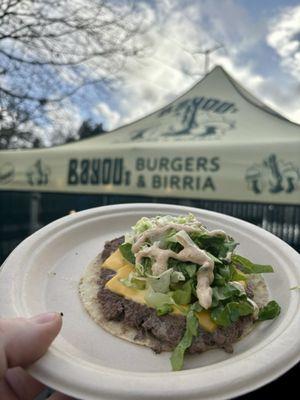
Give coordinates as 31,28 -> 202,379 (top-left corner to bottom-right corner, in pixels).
170,310 -> 199,371
218,240 -> 239,259
119,243 -> 135,265
258,300 -> 281,321
168,259 -> 198,280
218,264 -> 231,280
206,251 -> 222,264
232,255 -> 274,274
229,264 -> 248,281
210,305 -> 231,327
211,300 -> 254,327
212,282 -> 244,303
213,273 -> 226,287
189,232 -> 237,260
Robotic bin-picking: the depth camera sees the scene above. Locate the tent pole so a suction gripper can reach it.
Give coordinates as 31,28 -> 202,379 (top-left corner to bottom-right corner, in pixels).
29,192 -> 42,233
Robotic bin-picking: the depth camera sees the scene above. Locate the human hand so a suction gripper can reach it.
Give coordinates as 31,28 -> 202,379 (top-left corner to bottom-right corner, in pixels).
0,313 -> 72,399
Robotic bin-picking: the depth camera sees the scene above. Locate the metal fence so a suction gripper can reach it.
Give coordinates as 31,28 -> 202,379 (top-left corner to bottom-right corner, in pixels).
0,191 -> 299,264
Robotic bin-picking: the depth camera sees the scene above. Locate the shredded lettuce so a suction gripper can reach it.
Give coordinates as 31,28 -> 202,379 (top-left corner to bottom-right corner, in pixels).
147,269 -> 174,293
144,287 -> 175,308
170,310 -> 199,371
172,280 -> 193,305
146,268 -> 185,293
120,272 -> 146,290
171,270 -> 186,283
132,214 -> 203,237
132,217 -> 155,234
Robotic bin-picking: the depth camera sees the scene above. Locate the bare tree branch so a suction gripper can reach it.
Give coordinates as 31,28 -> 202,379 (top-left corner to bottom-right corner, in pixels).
0,0 -> 153,148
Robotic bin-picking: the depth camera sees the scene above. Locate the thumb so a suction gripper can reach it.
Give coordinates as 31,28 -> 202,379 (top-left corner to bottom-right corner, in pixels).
0,313 -> 62,379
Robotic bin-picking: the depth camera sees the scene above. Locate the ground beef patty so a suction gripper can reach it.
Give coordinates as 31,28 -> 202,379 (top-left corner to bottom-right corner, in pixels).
97,237 -> 253,354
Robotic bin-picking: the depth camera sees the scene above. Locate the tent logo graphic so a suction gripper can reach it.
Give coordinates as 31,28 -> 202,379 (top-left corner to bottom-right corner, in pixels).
26,159 -> 51,186
0,162 -> 15,184
117,96 -> 237,143
158,97 -> 236,140
246,154 -> 300,195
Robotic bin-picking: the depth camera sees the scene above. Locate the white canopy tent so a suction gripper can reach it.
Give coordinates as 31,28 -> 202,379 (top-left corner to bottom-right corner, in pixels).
0,66 -> 299,204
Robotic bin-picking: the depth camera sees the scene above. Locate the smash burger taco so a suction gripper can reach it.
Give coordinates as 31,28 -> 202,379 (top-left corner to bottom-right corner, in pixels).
79,214 -> 281,370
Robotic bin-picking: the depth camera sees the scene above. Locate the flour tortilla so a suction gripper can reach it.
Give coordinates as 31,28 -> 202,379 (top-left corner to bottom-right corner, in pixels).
78,253 -> 269,350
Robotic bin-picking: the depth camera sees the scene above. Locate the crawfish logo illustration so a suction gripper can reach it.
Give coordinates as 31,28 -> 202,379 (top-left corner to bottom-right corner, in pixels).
246,154 -> 299,194
26,159 -> 51,186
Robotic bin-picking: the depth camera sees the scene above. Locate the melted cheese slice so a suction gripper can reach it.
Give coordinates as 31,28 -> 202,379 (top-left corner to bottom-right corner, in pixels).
105,264 -> 147,305
103,249 -> 217,333
102,249 -> 130,271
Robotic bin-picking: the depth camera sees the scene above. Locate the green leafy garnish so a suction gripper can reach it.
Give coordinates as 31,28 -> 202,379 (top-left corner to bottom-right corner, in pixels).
205,251 -> 222,264
212,282 -> 244,302
119,243 -> 135,264
212,273 -> 226,287
170,310 -> 199,371
229,264 -> 248,281
168,259 -> 198,280
232,255 -> 274,274
211,300 -> 254,327
258,301 -> 281,321
156,304 -> 173,316
189,232 -> 237,260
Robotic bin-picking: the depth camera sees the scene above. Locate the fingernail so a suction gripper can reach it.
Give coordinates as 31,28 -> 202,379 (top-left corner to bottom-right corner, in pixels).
30,312 -> 59,324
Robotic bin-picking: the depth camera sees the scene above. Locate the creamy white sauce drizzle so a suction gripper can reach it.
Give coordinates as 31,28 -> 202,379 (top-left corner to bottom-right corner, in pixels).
133,225 -> 218,309
196,266 -> 214,309
132,223 -> 203,254
246,298 -> 259,320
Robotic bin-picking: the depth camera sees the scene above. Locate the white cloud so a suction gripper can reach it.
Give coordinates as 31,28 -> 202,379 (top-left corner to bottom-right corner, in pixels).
109,1 -> 300,128
108,1 -> 268,128
267,5 -> 300,80
27,0 -> 300,139
94,102 -> 121,130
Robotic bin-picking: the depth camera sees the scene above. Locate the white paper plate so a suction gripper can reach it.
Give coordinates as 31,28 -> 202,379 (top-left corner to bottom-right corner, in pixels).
0,203 -> 300,400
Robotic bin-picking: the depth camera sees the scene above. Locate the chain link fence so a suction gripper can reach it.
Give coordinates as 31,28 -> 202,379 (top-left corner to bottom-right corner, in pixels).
1,191 -> 299,264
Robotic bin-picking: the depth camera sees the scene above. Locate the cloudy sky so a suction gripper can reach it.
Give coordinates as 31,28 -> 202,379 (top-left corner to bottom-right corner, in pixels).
48,0 -> 300,136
